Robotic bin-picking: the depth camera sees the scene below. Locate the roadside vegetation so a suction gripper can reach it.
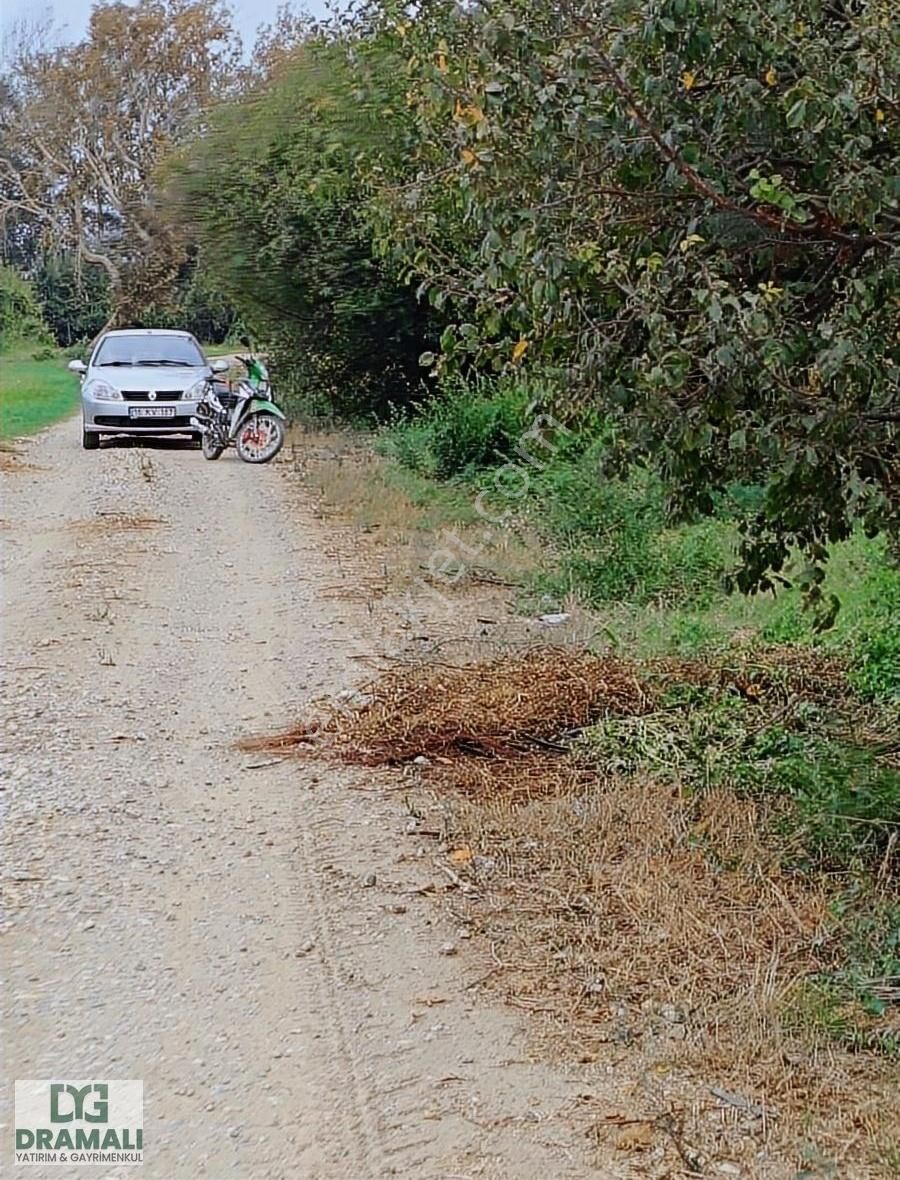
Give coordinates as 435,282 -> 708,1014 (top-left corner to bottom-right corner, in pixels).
0,345 -> 79,440
0,265 -> 77,440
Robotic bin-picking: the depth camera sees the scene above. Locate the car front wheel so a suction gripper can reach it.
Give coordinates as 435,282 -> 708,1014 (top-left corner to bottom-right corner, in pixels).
82,427 -> 100,450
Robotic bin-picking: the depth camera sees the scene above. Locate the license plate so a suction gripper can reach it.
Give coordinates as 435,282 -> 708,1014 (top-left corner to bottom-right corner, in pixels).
129,406 -> 176,419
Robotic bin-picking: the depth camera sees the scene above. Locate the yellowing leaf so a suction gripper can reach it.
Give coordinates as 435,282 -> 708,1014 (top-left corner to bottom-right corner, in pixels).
436,51 -> 448,73
679,233 -> 705,253
460,147 -> 477,166
875,108 -> 885,123
512,338 -> 530,362
765,67 -> 778,87
758,280 -> 783,303
449,846 -> 473,865
682,70 -> 696,91
455,102 -> 485,124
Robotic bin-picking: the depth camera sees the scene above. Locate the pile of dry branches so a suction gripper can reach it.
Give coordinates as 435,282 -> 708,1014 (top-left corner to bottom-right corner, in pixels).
241,648 -> 657,794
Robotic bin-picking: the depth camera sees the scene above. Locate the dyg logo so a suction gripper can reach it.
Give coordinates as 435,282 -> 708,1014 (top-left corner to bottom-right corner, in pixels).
14,1079 -> 143,1166
50,1083 -> 108,1123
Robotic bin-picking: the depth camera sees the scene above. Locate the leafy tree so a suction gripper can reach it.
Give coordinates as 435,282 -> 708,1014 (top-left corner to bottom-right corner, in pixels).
368,0 -> 899,609
34,255 -> 111,346
0,262 -> 49,348
0,0 -> 239,325
168,33 -> 440,416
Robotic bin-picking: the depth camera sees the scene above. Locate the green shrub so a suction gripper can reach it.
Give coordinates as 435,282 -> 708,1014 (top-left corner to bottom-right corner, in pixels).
534,445 -> 733,606
379,409 -> 439,476
761,595 -> 812,644
773,742 -> 900,871
851,625 -> 900,702
0,265 -> 51,350
845,562 -> 900,701
426,376 -> 531,478
381,374 -> 535,479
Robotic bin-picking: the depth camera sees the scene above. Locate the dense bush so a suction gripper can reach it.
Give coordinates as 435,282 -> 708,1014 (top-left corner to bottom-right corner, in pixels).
382,374 -> 533,477
34,256 -> 110,347
0,264 -> 50,349
166,37 -> 441,419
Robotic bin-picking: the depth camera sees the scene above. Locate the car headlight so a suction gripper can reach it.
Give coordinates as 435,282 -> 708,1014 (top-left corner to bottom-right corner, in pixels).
184,378 -> 209,401
86,380 -> 122,401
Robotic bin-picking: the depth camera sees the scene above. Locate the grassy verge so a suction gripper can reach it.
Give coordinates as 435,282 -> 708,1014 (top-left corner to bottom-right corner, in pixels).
291,427 -> 544,592
288,384 -> 900,1174
0,343 -> 80,440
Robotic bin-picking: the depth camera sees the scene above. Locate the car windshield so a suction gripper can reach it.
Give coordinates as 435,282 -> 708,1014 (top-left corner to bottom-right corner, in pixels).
94,335 -> 205,368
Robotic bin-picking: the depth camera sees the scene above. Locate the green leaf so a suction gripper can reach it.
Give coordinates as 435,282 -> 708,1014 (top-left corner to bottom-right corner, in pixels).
786,98 -> 808,129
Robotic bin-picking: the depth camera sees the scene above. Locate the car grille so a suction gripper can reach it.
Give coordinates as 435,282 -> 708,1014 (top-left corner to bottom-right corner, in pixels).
94,414 -> 196,429
121,390 -> 183,402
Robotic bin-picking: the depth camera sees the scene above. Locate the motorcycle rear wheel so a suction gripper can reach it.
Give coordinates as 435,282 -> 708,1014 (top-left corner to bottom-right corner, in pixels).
235,413 -> 284,464
201,431 -> 225,461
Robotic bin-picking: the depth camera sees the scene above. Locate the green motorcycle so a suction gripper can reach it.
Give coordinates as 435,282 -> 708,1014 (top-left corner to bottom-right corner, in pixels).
191,339 -> 285,464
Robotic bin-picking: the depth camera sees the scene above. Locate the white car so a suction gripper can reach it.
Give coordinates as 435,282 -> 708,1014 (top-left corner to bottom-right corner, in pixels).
69,328 -> 230,450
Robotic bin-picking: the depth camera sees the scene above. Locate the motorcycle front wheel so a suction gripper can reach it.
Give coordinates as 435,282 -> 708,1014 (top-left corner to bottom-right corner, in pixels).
235,413 -> 284,464
201,430 -> 225,461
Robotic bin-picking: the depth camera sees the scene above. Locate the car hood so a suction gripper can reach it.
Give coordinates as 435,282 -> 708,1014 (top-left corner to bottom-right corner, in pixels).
89,365 -> 211,392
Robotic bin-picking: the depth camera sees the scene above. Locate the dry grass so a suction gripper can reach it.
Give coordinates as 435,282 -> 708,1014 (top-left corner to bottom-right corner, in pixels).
284,428 -> 545,594
448,781 -> 899,1176
247,645 -> 900,1175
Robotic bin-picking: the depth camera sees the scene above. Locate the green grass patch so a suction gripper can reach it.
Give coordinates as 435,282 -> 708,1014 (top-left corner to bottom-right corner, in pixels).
0,343 -> 80,439
381,376 -> 900,702
589,532 -> 900,703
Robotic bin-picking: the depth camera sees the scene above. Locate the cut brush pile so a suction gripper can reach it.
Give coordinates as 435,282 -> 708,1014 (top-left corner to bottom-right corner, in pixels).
239,644 -> 854,795
244,645 -> 899,1175
240,648 -> 657,796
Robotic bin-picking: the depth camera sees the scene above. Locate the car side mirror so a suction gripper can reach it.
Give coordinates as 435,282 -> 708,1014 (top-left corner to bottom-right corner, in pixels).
68,359 -> 87,375
210,358 -> 230,373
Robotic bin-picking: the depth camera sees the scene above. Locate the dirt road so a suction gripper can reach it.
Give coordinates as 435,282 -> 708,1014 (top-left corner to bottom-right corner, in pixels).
1,422 -> 597,1178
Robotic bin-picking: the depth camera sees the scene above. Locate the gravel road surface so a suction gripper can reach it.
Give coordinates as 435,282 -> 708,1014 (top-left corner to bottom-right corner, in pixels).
1,423 -> 598,1178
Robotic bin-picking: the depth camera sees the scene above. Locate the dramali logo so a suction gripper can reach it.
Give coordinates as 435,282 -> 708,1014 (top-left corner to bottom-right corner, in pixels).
14,1079 -> 143,1166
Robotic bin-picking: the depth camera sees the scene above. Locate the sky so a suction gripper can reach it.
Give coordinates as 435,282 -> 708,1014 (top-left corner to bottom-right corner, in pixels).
1,0 -> 331,54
